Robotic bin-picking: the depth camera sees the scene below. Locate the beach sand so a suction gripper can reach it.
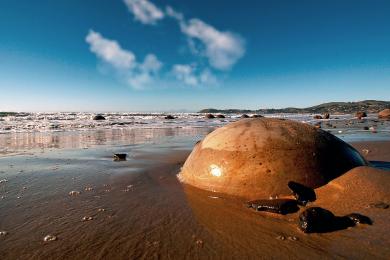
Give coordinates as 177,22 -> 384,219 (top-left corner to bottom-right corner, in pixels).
0,128 -> 389,259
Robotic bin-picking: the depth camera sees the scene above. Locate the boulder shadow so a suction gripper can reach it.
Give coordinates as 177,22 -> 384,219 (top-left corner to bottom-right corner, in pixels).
369,161 -> 390,171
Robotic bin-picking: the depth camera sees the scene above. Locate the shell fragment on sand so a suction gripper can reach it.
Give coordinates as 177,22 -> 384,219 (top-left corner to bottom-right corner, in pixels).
68,191 -> 80,196
43,234 -> 57,242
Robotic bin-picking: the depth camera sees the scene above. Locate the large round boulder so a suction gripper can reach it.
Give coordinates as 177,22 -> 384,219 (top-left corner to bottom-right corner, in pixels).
178,118 -> 367,199
378,109 -> 390,119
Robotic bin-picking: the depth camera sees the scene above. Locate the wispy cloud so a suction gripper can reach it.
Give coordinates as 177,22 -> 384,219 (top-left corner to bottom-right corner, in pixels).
123,0 -> 164,25
166,6 -> 245,71
172,64 -> 217,86
86,30 -> 162,89
86,30 -> 136,69
87,3 -> 245,89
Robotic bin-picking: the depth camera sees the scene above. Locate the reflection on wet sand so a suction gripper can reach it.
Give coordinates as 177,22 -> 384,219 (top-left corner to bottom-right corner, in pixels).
0,127 -> 214,155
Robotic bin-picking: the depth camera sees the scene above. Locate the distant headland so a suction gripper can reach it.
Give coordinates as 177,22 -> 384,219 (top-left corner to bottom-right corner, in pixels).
199,100 -> 390,114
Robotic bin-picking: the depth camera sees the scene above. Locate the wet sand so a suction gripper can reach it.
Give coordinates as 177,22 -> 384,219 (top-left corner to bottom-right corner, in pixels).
0,128 -> 389,259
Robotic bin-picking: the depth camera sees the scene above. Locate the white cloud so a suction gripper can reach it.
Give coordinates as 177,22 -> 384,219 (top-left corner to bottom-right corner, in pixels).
166,7 -> 245,71
124,0 -> 164,25
181,19 -> 245,70
172,64 -> 217,86
166,6 -> 184,21
86,30 -> 162,89
172,64 -> 198,86
141,54 -> 162,73
86,30 -> 136,69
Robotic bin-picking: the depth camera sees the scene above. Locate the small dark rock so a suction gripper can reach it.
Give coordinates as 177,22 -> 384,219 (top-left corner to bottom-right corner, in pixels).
241,114 -> 250,118
313,115 -> 323,119
113,153 -> 127,161
251,114 -> 264,118
164,115 -> 175,119
298,207 -> 335,233
298,207 -> 372,233
206,114 -> 215,119
216,114 -> 225,118
363,126 -> 369,130
93,115 -> 105,120
288,181 -> 316,206
247,199 -> 299,215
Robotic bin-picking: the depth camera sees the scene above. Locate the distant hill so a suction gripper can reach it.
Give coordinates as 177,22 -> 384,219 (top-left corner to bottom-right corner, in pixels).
0,112 -> 18,117
199,100 -> 390,114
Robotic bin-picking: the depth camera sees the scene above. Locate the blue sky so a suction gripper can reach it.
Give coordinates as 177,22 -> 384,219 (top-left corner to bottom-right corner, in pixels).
1,0 -> 390,112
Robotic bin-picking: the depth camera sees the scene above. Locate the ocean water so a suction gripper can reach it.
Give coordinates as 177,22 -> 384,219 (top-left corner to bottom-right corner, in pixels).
0,112 -> 389,155
0,112 -> 377,133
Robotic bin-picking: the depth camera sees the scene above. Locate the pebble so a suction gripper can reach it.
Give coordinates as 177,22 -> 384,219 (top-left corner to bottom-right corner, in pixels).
208,196 -> 219,199
43,234 -> 57,242
98,208 -> 105,212
0,231 -> 8,236
362,149 -> 370,155
82,216 -> 93,221
69,191 -> 80,196
84,187 -> 93,191
276,235 -> 286,240
195,239 -> 204,247
288,236 -> 299,241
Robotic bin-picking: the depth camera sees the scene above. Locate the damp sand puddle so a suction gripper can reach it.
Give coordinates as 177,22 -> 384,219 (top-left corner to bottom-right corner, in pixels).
0,128 -> 390,259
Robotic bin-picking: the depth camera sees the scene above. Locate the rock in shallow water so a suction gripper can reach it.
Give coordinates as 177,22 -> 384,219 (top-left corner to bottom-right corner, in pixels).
113,153 -> 127,161
246,199 -> 299,215
179,118 -> 367,199
378,109 -> 390,119
93,115 -> 105,120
